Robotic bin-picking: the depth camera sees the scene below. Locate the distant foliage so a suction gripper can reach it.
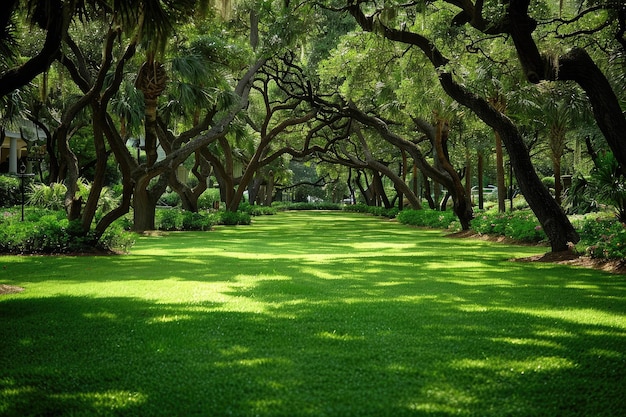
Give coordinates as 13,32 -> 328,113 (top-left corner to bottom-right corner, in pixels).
159,191 -> 181,207
239,201 -> 277,216
219,210 -> 251,225
197,189 -> 221,210
397,209 -> 460,230
342,203 -> 399,218
471,210 -> 547,243
0,175 -> 21,207
155,208 -> 218,231
274,202 -> 342,211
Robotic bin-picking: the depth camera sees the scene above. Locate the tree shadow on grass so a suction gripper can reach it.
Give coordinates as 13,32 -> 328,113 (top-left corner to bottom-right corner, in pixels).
1,282 -> 625,416
2,212 -> 626,415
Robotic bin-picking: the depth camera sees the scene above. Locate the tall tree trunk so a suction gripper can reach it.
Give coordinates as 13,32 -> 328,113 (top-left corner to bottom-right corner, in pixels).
490,96 -> 507,212
55,123 -> 82,220
81,103 -> 108,231
464,147 -> 472,202
372,170 -> 391,208
264,170 -> 274,206
134,59 -> 168,229
477,150 -> 484,210
553,155 -> 562,206
132,174 -> 168,232
412,162 -> 419,198
135,60 -> 167,167
495,130 -> 506,212
423,177 -> 435,209
434,118 -> 472,229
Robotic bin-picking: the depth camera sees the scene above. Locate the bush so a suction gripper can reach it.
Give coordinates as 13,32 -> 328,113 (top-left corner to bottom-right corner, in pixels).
99,223 -> 136,253
0,206 -> 136,254
27,182 -> 66,210
578,216 -> 626,259
397,209 -> 458,230
238,201 -> 277,216
182,211 -> 217,231
0,209 -> 85,254
197,189 -> 221,210
159,191 -> 181,207
219,210 -> 251,225
471,210 -> 546,243
343,203 -> 399,218
0,175 -> 21,207
156,208 -> 183,231
276,202 -> 342,211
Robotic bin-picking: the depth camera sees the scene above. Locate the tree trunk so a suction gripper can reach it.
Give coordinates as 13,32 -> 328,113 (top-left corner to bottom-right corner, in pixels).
495,130 -> 506,212
135,60 -> 167,167
464,146 -> 472,202
372,170 -> 391,208
55,125 -> 82,220
423,177 -> 436,209
477,150 -> 484,210
81,104 -> 108,231
264,170 -> 274,206
133,189 -> 156,233
553,155 -> 562,206
434,118 -> 472,229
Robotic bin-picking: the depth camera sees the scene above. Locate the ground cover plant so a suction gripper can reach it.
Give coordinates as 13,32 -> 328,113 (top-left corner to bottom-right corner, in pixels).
1,211 -> 625,416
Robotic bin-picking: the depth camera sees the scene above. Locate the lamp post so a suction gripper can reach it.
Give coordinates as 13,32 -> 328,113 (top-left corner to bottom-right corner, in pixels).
17,162 -> 35,221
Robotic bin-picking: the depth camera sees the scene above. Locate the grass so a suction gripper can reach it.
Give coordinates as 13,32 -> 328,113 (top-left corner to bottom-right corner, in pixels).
1,211 -> 626,416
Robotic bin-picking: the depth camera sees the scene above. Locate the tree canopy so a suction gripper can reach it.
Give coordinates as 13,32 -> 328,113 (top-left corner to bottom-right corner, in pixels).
1,0 -> 624,252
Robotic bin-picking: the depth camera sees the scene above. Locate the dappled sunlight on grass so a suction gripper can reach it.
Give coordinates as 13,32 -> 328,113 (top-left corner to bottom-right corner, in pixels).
1,211 -> 626,416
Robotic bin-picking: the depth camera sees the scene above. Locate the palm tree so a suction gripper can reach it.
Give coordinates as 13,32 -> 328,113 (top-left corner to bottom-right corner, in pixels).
538,83 -> 589,205
591,152 -> 626,222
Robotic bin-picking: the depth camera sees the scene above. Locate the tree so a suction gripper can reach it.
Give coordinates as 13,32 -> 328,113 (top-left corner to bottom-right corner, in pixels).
342,1 -> 579,251
441,0 -> 626,175
0,0 -> 73,98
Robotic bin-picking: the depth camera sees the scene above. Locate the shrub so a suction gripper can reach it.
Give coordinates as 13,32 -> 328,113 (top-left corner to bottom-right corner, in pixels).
512,195 -> 529,210
0,175 -> 21,207
277,202 -> 342,211
198,189 -> 221,210
182,211 -> 217,231
397,209 -> 458,229
579,216 -> 626,259
503,211 -> 547,242
219,210 -> 251,225
98,223 -> 136,253
156,208 -> 183,231
0,210 -> 81,254
0,207 -> 135,254
27,182 -> 66,210
240,203 -> 277,216
541,176 -> 555,189
343,204 -> 399,218
471,210 -> 546,243
159,191 -> 181,207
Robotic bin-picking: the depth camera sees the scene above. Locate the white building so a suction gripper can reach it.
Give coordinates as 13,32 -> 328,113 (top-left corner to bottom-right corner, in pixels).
1,121 -> 45,174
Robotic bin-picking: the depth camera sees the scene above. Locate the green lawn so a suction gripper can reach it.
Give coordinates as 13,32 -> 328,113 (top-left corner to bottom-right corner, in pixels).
1,211 -> 625,416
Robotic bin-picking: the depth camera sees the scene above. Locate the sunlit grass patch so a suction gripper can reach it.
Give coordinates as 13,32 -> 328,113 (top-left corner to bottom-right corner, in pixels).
1,211 -> 626,416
